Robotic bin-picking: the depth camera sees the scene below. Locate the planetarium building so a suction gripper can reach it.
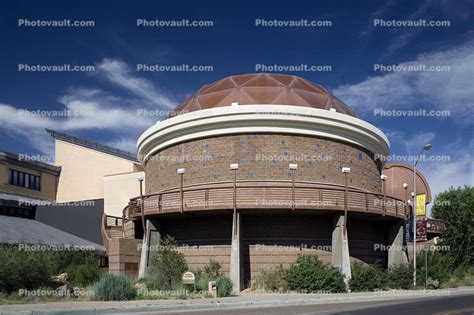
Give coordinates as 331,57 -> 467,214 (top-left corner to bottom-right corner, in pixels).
118,73 -> 435,290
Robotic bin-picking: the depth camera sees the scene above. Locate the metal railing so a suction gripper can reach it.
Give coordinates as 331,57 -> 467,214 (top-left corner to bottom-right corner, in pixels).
125,180 -> 409,220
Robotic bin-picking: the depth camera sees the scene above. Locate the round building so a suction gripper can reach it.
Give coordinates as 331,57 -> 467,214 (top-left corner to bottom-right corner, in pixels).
128,73 -> 418,290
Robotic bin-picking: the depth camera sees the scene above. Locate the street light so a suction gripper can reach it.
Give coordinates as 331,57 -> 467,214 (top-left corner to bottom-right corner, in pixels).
341,167 -> 350,235
289,164 -> 298,211
380,175 -> 388,215
413,144 -> 432,287
137,174 -> 145,240
177,168 -> 185,213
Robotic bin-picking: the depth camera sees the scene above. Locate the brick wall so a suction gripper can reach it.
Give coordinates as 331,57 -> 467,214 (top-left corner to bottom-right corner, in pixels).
145,134 -> 381,194
108,238 -> 141,279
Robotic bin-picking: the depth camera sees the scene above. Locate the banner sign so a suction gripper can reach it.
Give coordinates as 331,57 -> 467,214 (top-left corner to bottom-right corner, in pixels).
416,194 -> 426,216
416,220 -> 427,241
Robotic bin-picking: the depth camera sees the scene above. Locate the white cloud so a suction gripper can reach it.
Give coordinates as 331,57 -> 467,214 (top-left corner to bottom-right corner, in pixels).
0,58 -> 176,155
333,40 -> 474,121
96,58 -> 176,109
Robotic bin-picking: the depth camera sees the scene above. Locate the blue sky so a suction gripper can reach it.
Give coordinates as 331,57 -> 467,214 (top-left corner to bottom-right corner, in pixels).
0,0 -> 472,199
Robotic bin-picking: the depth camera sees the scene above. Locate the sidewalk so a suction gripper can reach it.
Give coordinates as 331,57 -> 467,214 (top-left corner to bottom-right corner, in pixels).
1,287 -> 473,314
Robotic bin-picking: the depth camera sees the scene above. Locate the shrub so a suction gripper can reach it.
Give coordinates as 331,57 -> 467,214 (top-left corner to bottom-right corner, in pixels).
203,259 -> 222,278
0,244 -> 53,293
417,250 -> 453,287
67,256 -> 100,287
349,263 -> 386,292
93,273 -> 136,301
252,265 -> 288,292
386,264 -> 413,289
286,255 -> 346,293
216,276 -> 233,297
134,277 -> 158,290
150,235 -> 188,290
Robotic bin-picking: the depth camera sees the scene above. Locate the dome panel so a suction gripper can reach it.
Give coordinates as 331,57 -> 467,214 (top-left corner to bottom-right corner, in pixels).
168,73 -> 358,118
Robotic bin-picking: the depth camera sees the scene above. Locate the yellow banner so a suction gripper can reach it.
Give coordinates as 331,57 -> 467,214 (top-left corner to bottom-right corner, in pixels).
416,194 -> 426,216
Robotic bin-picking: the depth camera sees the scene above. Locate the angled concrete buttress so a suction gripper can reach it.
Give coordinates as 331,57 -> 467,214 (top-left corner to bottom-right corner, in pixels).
229,211 -> 243,293
388,220 -> 409,267
332,213 -> 352,283
138,219 -> 161,278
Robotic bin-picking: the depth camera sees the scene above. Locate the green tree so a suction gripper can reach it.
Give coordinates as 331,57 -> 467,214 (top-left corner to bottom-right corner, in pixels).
150,235 -> 188,290
431,186 -> 474,267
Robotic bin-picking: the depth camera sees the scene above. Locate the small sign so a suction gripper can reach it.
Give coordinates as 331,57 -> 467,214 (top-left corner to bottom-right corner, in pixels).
416,220 -> 427,241
182,271 -> 195,285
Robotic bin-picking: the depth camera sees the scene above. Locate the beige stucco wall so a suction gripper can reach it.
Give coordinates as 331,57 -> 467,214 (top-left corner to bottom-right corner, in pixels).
103,172 -> 144,217
0,162 -> 58,201
55,140 -> 142,202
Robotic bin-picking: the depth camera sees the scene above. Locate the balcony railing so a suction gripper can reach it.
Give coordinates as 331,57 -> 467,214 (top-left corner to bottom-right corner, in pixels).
126,180 -> 410,220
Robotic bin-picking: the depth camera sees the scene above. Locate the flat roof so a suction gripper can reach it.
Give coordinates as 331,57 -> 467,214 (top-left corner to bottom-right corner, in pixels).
46,129 -> 138,162
0,150 -> 61,176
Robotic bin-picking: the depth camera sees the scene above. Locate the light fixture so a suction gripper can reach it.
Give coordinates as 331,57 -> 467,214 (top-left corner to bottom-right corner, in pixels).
137,174 -> 144,182
380,175 -> 388,180
403,183 -> 408,188
230,163 -> 239,170
289,163 -> 298,170
176,168 -> 185,174
341,167 -> 351,173
423,144 -> 432,152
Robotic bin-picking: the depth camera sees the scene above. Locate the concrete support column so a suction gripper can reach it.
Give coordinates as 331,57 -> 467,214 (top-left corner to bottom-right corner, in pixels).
331,213 -> 351,283
138,219 -> 160,278
387,220 -> 408,267
229,211 -> 242,293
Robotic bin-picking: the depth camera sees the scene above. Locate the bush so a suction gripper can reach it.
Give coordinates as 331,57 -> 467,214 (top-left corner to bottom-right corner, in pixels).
349,263 -> 386,292
150,235 -> 188,290
286,255 -> 346,293
67,256 -> 100,287
203,259 -> 222,278
93,273 -> 136,301
252,265 -> 288,292
134,277 -> 158,290
386,264 -> 413,289
417,250 -> 453,287
0,244 -> 53,293
216,276 -> 233,297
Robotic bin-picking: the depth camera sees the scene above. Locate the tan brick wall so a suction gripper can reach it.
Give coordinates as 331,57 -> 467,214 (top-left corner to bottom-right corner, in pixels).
108,238 -> 141,279
145,134 -> 381,194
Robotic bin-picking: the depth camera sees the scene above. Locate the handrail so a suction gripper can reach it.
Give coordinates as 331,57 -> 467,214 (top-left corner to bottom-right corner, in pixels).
126,180 -> 409,219
129,180 -> 378,201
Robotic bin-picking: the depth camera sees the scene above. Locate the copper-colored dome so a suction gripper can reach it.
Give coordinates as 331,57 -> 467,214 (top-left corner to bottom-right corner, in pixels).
170,73 -> 357,118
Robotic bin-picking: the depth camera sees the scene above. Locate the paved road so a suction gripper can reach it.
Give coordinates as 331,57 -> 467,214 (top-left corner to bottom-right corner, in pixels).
133,294 -> 474,315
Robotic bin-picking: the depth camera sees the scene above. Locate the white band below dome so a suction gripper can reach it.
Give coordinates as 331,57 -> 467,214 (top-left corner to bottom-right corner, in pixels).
137,105 -> 390,163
